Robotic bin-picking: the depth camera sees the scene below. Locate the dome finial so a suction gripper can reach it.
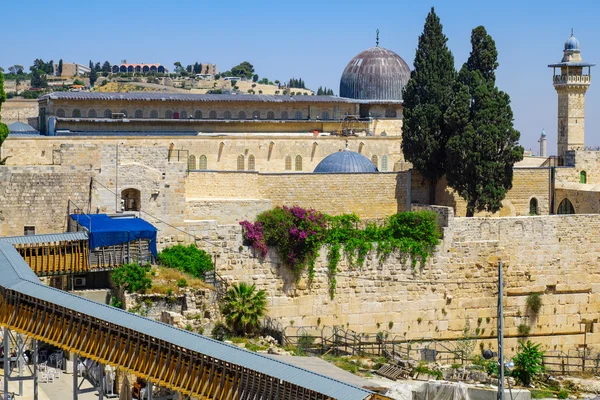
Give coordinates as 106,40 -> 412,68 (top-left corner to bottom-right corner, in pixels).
571,28 -> 574,36
376,29 -> 379,47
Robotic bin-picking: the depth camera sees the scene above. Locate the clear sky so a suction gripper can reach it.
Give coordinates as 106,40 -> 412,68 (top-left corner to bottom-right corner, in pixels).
2,0 -> 600,155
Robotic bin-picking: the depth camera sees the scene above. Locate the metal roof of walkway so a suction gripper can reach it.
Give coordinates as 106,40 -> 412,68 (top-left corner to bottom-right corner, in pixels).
0,241 -> 384,399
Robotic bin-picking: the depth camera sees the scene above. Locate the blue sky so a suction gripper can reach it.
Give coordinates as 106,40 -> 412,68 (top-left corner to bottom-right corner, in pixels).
2,0 -> 600,155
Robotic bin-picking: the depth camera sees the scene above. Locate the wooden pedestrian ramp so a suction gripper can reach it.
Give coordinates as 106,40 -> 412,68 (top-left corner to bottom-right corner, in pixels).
0,242 -> 389,399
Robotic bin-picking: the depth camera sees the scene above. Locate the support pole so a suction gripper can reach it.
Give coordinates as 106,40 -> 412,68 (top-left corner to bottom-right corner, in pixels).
3,329 -> 9,400
17,334 -> 22,396
498,261 -> 504,400
73,354 -> 78,400
33,340 -> 38,400
147,380 -> 153,400
98,363 -> 104,400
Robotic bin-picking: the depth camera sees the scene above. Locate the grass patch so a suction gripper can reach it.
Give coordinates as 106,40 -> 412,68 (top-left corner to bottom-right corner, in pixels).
147,266 -> 210,295
530,390 -> 554,399
322,355 -> 361,374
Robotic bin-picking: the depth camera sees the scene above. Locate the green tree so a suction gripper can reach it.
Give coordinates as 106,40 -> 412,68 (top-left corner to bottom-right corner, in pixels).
173,61 -> 184,73
230,61 -> 254,79
90,68 -> 98,86
30,69 -> 47,88
57,59 -> 63,76
111,263 -> 152,293
445,26 -> 524,216
102,61 -> 111,73
221,282 -> 267,336
401,7 -> 457,204
252,74 -> 259,82
157,244 -> 214,278
0,70 -> 7,157
512,340 -> 544,386
0,72 -> 6,111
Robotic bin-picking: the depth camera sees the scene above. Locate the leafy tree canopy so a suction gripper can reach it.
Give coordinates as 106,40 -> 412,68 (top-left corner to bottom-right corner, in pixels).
445,26 -> 524,216
157,244 -> 214,279
401,7 -> 457,203
112,263 -> 152,293
230,61 -> 255,79
221,282 -> 268,336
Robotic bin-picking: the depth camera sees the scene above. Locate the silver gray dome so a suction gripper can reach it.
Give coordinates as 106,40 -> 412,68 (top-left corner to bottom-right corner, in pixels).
314,150 -> 378,173
339,46 -> 411,101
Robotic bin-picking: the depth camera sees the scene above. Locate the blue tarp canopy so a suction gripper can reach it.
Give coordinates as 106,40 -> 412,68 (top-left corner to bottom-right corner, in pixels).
70,214 -> 158,257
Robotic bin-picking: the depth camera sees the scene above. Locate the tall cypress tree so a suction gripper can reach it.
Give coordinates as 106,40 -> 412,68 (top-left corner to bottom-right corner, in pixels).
401,7 -> 457,204
445,26 -> 524,217
0,71 -> 8,161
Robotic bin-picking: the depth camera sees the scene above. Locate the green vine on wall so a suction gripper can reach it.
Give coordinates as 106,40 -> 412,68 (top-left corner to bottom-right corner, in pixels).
240,207 -> 440,298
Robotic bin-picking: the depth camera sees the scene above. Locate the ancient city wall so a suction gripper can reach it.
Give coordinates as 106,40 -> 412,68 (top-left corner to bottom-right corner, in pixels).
196,208 -> 600,354
0,166 -> 92,236
185,171 -> 409,223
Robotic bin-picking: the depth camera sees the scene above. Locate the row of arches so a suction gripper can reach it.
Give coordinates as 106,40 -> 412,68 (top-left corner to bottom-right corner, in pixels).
370,155 -> 389,172
56,108 -> 331,121
111,65 -> 166,73
188,155 -> 208,170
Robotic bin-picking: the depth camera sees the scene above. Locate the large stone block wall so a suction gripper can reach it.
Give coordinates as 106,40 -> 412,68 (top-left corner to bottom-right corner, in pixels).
0,166 -> 92,236
411,168 -> 551,217
2,136 -> 405,173
185,171 -> 409,222
196,210 -> 600,354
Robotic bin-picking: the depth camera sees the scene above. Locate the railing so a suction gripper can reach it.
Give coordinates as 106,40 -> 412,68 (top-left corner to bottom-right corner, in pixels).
553,74 -> 591,85
167,149 -> 189,163
543,349 -> 600,375
203,270 -> 229,302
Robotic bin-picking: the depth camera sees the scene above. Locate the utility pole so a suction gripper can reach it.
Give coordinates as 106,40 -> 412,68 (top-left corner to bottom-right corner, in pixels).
115,144 -> 119,213
498,261 -> 504,400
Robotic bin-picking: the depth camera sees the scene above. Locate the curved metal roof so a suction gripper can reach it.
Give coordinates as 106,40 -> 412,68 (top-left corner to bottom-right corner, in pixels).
339,47 -> 411,101
314,150 -> 378,173
565,35 -> 580,51
8,121 -> 38,133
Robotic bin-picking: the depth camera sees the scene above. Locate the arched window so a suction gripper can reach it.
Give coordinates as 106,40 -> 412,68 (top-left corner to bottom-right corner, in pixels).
285,156 -> 292,171
188,155 -> 196,170
237,155 -> 244,171
194,110 -> 203,119
321,111 -> 330,120
180,110 -> 188,119
134,110 -> 143,119
165,110 -> 173,119
238,111 -> 247,120
381,155 -> 388,172
72,109 -> 81,118
267,111 -> 275,119
281,111 -> 289,120
223,111 -> 232,119
580,170 -> 587,184
150,110 -> 158,119
295,155 -> 302,171
199,155 -> 207,170
252,110 -> 261,119
104,109 -> 112,118
358,142 -> 364,154
174,112 -> 180,119
294,111 -> 303,120
56,109 -> 65,118
557,198 -> 575,215
87,109 -> 97,118
119,109 -> 128,117
209,110 -> 217,119
371,155 -> 378,168
248,155 -> 256,171
121,188 -> 141,211
529,198 -> 539,215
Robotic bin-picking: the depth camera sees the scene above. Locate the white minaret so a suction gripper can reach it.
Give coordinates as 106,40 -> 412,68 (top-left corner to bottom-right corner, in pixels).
538,130 -> 547,157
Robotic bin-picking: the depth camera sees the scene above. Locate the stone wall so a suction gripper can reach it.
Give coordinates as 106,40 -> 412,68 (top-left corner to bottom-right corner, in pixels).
0,99 -> 38,125
196,210 -> 600,354
411,168 -> 551,217
0,165 -> 92,236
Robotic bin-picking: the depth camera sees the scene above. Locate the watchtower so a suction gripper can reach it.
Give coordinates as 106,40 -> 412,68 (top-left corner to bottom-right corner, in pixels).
549,31 -> 595,163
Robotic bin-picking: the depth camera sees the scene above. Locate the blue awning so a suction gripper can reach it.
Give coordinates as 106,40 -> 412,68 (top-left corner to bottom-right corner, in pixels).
70,214 -> 158,257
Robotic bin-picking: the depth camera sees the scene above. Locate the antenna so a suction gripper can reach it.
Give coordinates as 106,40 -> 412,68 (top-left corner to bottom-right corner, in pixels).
376,29 -> 380,47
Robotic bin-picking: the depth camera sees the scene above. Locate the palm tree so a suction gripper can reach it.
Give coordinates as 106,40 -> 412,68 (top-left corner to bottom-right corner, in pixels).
221,283 -> 267,336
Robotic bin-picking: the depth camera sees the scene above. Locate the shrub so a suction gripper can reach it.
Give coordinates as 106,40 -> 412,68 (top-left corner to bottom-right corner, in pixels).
557,389 -> 569,399
211,321 -> 231,341
177,278 -> 188,288
157,244 -> 214,279
221,282 -> 267,336
526,293 -> 543,314
512,340 -> 544,386
111,263 -> 152,293
518,323 -> 531,336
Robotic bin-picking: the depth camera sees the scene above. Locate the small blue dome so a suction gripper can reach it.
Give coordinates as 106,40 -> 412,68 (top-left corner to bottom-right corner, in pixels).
565,35 -> 580,51
314,150 -> 378,173
8,121 -> 38,133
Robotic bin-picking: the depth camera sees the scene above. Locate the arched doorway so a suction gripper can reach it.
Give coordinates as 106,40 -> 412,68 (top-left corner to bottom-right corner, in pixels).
557,198 -> 575,215
121,189 -> 141,212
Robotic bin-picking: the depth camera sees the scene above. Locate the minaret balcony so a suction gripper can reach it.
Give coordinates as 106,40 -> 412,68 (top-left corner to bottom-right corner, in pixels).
553,74 -> 591,85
